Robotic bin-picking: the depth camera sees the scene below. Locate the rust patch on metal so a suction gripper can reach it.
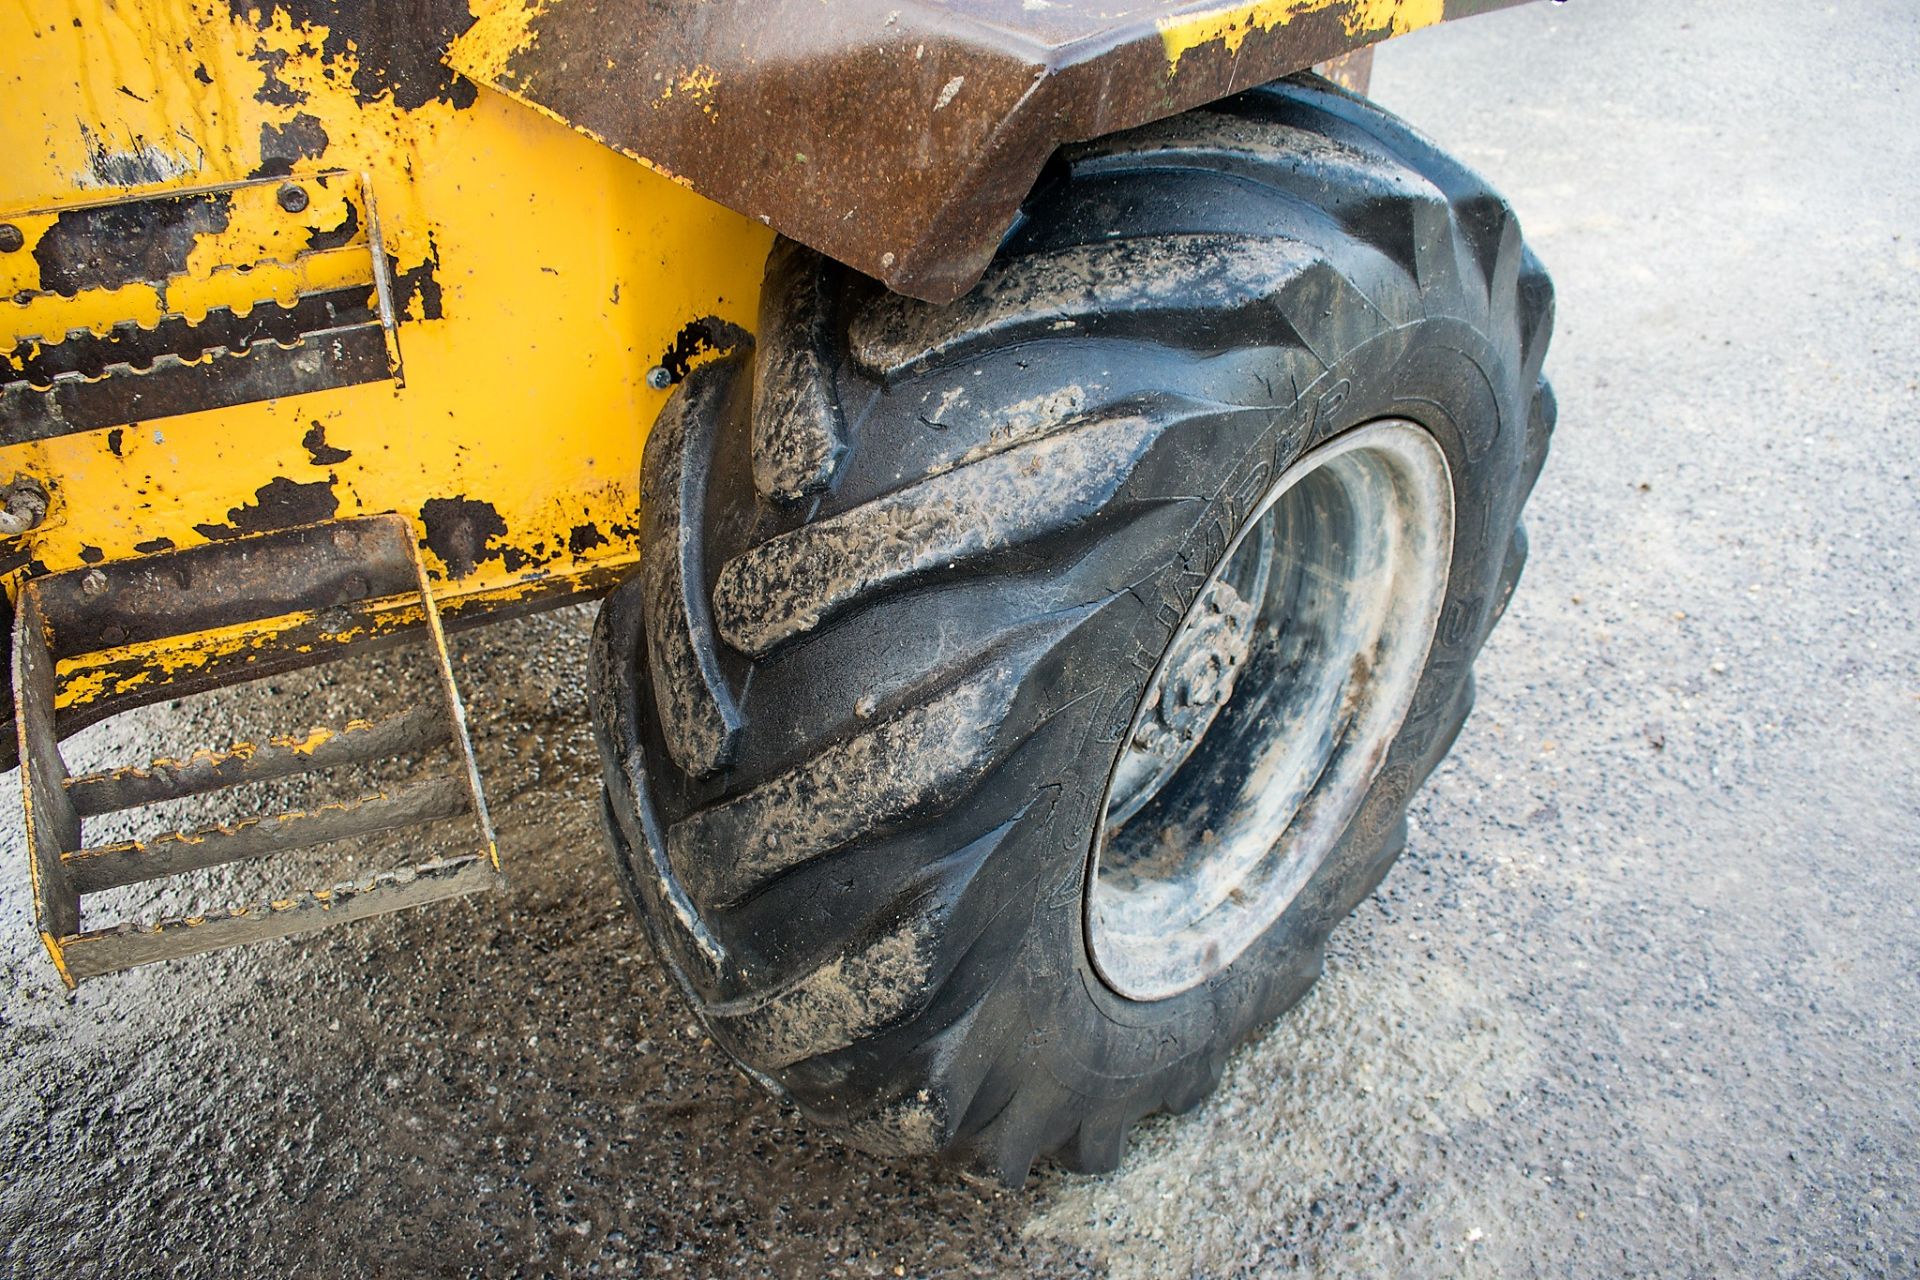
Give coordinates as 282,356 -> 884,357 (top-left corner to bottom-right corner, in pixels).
305,197 -> 360,251
249,39 -> 310,109
252,113 -> 331,178
567,522 -> 607,556
194,476 -> 339,541
390,237 -> 445,321
32,192 -> 232,296
419,495 -> 508,579
230,0 -> 481,111
1314,44 -> 1376,94
301,422 -> 352,465
656,315 -> 752,385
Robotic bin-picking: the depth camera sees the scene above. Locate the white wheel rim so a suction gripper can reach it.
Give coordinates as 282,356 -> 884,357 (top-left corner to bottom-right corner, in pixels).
1088,419 -> 1456,1001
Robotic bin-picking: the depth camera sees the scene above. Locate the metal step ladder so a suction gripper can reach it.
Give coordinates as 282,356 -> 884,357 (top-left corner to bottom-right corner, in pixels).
11,514 -> 499,985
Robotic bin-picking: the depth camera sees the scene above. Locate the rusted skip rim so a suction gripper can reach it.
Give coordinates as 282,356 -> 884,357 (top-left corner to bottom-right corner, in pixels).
449,0 -> 1534,301
1088,419 -> 1454,1002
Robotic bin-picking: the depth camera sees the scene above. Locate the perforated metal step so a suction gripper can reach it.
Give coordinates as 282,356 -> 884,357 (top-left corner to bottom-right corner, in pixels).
11,514 -> 499,985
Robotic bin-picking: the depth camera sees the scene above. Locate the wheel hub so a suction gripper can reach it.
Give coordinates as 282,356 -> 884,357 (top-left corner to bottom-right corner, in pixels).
1106,571 -> 1262,831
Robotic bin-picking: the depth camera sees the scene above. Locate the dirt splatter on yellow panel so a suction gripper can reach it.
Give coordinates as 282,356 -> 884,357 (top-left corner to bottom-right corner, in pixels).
1,0 -> 771,621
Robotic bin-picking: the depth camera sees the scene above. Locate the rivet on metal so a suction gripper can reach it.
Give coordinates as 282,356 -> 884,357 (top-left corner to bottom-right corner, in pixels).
0,224 -> 23,254
80,569 -> 109,597
277,183 -> 310,213
645,366 -> 674,390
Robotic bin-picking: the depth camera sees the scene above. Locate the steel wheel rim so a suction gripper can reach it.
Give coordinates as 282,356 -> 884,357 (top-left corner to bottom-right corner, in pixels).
1087,419 -> 1455,1001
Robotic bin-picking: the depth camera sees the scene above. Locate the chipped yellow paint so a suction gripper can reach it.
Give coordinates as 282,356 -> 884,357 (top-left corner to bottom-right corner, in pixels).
9,245 -> 373,351
47,553 -> 635,713
38,930 -> 76,987
658,65 -> 722,120
286,724 -> 360,754
1,0 -> 771,665
449,0 -> 557,84
58,663 -> 153,709
69,721 -> 364,782
51,603 -> 400,711
1158,0 -> 1446,68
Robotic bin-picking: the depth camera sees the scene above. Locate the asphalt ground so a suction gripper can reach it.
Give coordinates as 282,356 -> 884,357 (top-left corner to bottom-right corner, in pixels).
3,0 -> 1917,1275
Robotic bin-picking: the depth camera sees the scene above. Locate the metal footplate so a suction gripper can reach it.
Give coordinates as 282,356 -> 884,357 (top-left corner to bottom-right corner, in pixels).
12,515 -> 499,985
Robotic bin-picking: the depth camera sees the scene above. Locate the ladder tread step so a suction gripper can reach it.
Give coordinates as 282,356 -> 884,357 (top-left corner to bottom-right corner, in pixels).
61,705 -> 453,817
55,855 -> 501,980
61,776 -> 472,893
13,515 -> 503,985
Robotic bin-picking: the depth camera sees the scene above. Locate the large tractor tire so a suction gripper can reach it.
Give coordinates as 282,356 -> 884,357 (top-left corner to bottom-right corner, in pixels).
591,74 -> 1555,1184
